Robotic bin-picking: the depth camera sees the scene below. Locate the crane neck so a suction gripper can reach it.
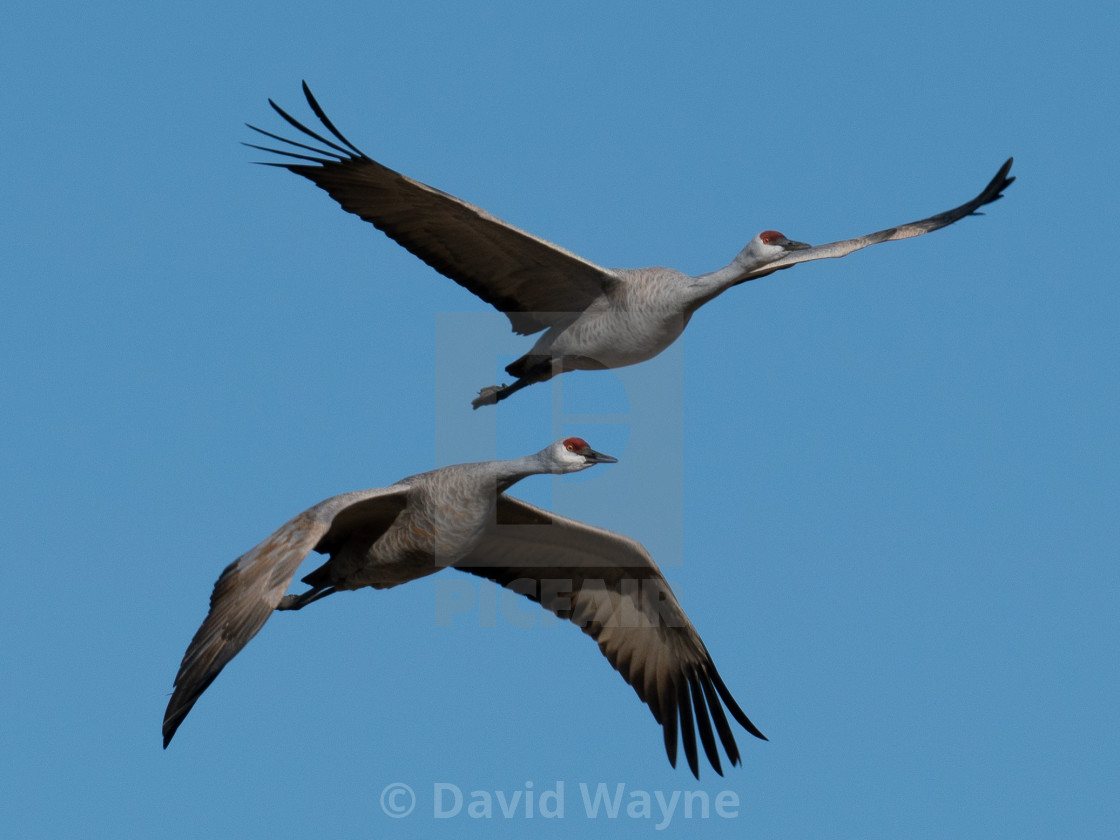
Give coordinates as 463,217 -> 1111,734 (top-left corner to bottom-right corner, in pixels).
488,450 -> 558,493
686,260 -> 751,306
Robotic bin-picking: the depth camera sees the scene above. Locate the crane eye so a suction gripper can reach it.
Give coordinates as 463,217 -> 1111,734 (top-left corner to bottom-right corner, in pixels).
565,444 -> 575,452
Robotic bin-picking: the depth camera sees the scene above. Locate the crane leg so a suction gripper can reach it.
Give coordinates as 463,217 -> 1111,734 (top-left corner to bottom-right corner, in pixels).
472,356 -> 561,408
471,377 -> 535,408
276,585 -> 337,611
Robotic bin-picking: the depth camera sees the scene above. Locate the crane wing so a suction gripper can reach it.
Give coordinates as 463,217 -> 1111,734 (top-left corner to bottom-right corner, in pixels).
162,485 -> 408,747
247,82 -> 620,336
740,157 -> 1015,281
455,495 -> 765,778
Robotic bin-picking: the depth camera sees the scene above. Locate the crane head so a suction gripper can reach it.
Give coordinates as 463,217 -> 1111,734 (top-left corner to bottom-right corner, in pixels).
551,437 -> 619,472
734,230 -> 812,270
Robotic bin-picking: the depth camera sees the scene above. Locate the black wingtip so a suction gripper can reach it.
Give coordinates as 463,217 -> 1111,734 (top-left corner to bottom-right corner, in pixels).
299,81 -> 367,159
257,90 -> 360,161
662,685 -> 679,769
987,157 -> 1016,200
688,673 -> 724,776
677,680 -> 700,779
162,688 -> 200,749
244,121 -> 349,163
162,715 -> 180,749
710,667 -> 767,741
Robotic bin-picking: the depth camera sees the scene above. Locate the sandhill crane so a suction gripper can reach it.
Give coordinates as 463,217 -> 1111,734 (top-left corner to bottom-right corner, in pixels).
163,438 -> 763,777
247,82 -> 1015,408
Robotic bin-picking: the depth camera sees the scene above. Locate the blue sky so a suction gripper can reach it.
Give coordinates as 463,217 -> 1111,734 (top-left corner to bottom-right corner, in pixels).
2,1 -> 1117,837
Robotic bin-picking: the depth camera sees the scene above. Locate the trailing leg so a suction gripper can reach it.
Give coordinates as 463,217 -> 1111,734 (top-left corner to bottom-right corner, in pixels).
276,585 -> 337,611
471,356 -> 559,408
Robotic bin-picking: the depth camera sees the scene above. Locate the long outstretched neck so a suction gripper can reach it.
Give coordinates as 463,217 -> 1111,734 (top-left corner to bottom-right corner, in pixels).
684,259 -> 755,310
672,258 -> 761,313
488,450 -> 556,493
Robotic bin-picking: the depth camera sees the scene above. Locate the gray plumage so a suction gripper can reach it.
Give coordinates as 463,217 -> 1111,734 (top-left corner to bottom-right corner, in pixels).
247,82 -> 1014,407
163,439 -> 763,777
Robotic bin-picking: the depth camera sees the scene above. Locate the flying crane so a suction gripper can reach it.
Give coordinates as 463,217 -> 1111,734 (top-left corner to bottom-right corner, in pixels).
247,83 -> 1013,409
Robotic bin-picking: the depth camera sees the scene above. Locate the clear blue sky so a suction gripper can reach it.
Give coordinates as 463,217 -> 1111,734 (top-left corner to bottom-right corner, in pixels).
3,1 -> 1117,837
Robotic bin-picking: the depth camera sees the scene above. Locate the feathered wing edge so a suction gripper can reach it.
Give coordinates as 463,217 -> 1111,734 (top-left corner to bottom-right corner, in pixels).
245,82 -> 620,336
162,488 -> 408,747
455,495 -> 765,778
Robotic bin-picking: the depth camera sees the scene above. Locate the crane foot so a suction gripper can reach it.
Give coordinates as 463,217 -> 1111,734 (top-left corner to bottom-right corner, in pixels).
472,384 -> 505,409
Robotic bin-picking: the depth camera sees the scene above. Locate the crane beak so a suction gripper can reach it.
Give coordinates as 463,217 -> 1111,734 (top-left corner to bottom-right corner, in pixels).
584,448 -> 618,464
782,237 -> 812,251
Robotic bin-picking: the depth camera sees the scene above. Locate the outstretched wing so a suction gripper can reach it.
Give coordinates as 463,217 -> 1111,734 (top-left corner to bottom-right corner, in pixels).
247,82 -> 620,336
742,157 -> 1015,281
162,486 -> 408,747
456,495 -> 765,778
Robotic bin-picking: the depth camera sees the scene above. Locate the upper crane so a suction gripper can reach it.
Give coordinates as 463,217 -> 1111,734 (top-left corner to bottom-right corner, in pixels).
248,83 -> 1014,408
